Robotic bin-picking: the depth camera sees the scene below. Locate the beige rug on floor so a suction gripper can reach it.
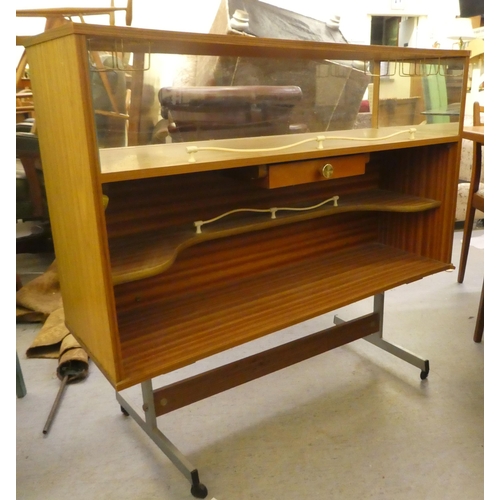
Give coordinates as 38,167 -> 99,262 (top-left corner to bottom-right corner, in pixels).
16,260 -> 89,379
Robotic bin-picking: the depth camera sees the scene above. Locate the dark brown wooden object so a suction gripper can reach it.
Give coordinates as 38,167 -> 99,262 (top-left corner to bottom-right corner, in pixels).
457,101 -> 484,342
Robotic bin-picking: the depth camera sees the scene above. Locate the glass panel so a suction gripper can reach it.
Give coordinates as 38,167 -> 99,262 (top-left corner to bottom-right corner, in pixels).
87,41 -> 465,174
372,58 -> 465,128
89,50 -> 130,148
89,48 -> 375,149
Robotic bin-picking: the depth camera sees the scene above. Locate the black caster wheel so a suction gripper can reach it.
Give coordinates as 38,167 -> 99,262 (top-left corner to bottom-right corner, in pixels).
120,406 -> 129,416
420,360 -> 430,380
190,483 -> 208,499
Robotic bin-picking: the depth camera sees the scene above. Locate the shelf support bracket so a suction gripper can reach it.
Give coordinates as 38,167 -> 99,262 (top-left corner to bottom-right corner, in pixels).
334,293 -> 430,380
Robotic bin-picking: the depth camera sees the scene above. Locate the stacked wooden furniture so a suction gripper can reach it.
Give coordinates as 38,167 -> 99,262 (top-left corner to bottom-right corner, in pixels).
24,23 -> 468,498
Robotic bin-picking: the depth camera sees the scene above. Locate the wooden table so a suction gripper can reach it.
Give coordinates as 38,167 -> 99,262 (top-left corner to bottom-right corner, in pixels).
459,125 -> 484,342
462,125 -> 484,144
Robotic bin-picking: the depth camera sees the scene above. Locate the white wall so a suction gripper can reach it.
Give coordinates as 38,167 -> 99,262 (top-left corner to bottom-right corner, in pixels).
15,0 -> 472,90
15,0 -> 469,92
16,0 -> 461,48
263,0 -> 461,47
15,0 -> 221,36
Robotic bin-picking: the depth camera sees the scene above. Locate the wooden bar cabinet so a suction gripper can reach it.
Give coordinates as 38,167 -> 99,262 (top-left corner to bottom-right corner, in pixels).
24,23 -> 468,498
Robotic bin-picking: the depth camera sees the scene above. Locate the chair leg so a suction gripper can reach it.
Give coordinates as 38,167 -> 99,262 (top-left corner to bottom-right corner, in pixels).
473,281 -> 484,343
457,205 -> 476,283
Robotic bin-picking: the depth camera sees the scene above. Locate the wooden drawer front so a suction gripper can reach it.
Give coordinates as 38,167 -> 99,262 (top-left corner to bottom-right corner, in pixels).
264,154 -> 369,189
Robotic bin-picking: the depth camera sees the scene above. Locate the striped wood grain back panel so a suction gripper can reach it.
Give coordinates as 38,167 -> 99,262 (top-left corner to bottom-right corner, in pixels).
113,237 -> 446,386
104,164 -> 380,238
374,144 -> 458,262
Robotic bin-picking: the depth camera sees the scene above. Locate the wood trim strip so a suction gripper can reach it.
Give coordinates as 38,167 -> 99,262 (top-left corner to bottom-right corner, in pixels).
23,22 -> 468,61
152,312 -> 379,415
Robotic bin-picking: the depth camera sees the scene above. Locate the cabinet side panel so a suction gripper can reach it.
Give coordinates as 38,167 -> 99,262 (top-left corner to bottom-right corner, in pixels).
26,36 -> 122,385
376,144 -> 459,263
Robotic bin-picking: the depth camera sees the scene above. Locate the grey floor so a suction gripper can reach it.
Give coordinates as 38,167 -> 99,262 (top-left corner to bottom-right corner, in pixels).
16,229 -> 485,500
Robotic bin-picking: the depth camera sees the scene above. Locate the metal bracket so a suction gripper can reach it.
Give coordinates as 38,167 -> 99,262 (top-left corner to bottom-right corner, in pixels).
334,293 -> 430,379
116,380 -> 208,498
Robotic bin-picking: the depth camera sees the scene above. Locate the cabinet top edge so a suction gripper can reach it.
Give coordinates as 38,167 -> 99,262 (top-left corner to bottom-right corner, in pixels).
21,22 -> 469,61
99,124 -> 460,183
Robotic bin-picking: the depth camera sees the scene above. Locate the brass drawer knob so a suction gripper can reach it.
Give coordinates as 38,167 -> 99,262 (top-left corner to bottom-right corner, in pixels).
322,163 -> 334,179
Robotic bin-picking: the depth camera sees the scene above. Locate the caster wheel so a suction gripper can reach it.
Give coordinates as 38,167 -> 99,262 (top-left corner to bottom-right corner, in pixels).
190,483 -> 208,499
120,406 -> 129,416
420,361 -> 430,380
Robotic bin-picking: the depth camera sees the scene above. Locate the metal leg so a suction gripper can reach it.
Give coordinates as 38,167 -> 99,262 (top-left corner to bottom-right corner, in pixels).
334,293 -> 430,380
17,352 -> 27,398
116,380 -> 208,499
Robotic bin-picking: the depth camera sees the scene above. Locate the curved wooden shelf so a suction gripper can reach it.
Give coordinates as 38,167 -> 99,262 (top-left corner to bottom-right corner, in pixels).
109,188 -> 441,285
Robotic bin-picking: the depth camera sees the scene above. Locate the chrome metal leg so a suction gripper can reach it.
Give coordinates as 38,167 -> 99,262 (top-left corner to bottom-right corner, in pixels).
334,293 -> 430,379
116,380 -> 208,498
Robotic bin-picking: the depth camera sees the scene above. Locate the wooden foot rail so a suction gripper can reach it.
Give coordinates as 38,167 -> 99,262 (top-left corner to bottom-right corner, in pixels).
152,312 -> 379,416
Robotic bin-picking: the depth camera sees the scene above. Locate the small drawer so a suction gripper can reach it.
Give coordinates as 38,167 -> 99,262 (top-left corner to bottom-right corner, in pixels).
260,153 -> 369,189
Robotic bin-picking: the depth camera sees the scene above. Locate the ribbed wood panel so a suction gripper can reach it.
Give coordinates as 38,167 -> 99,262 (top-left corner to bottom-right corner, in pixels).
376,144 -> 458,262
114,240 -> 449,388
107,189 -> 440,285
104,167 -> 380,237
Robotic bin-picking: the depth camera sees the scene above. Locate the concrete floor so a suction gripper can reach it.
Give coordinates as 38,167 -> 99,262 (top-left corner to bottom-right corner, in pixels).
16,229 -> 485,500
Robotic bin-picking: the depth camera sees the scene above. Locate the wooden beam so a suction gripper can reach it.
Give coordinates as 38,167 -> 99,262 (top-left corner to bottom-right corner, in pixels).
153,312 -> 379,415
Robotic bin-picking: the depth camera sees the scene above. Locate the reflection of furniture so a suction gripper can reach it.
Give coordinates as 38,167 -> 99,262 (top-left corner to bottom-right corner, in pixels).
377,97 -> 420,127
421,66 -> 461,124
181,0 -> 370,133
158,86 -> 303,142
457,103 -> 484,342
90,54 -> 130,148
25,24 -> 467,498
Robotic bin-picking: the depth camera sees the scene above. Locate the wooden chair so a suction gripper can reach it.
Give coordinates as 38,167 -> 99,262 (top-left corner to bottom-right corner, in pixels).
16,0 -> 133,31
457,101 -> 484,342
16,5 -> 131,250
16,1 -> 133,128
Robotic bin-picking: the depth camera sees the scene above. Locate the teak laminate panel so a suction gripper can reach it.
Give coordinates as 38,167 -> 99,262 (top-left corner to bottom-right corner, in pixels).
107,189 -> 440,285
258,153 -> 369,188
97,125 -> 460,183
376,144 -> 460,262
24,22 -> 467,64
152,312 -> 380,415
26,34 -> 122,384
